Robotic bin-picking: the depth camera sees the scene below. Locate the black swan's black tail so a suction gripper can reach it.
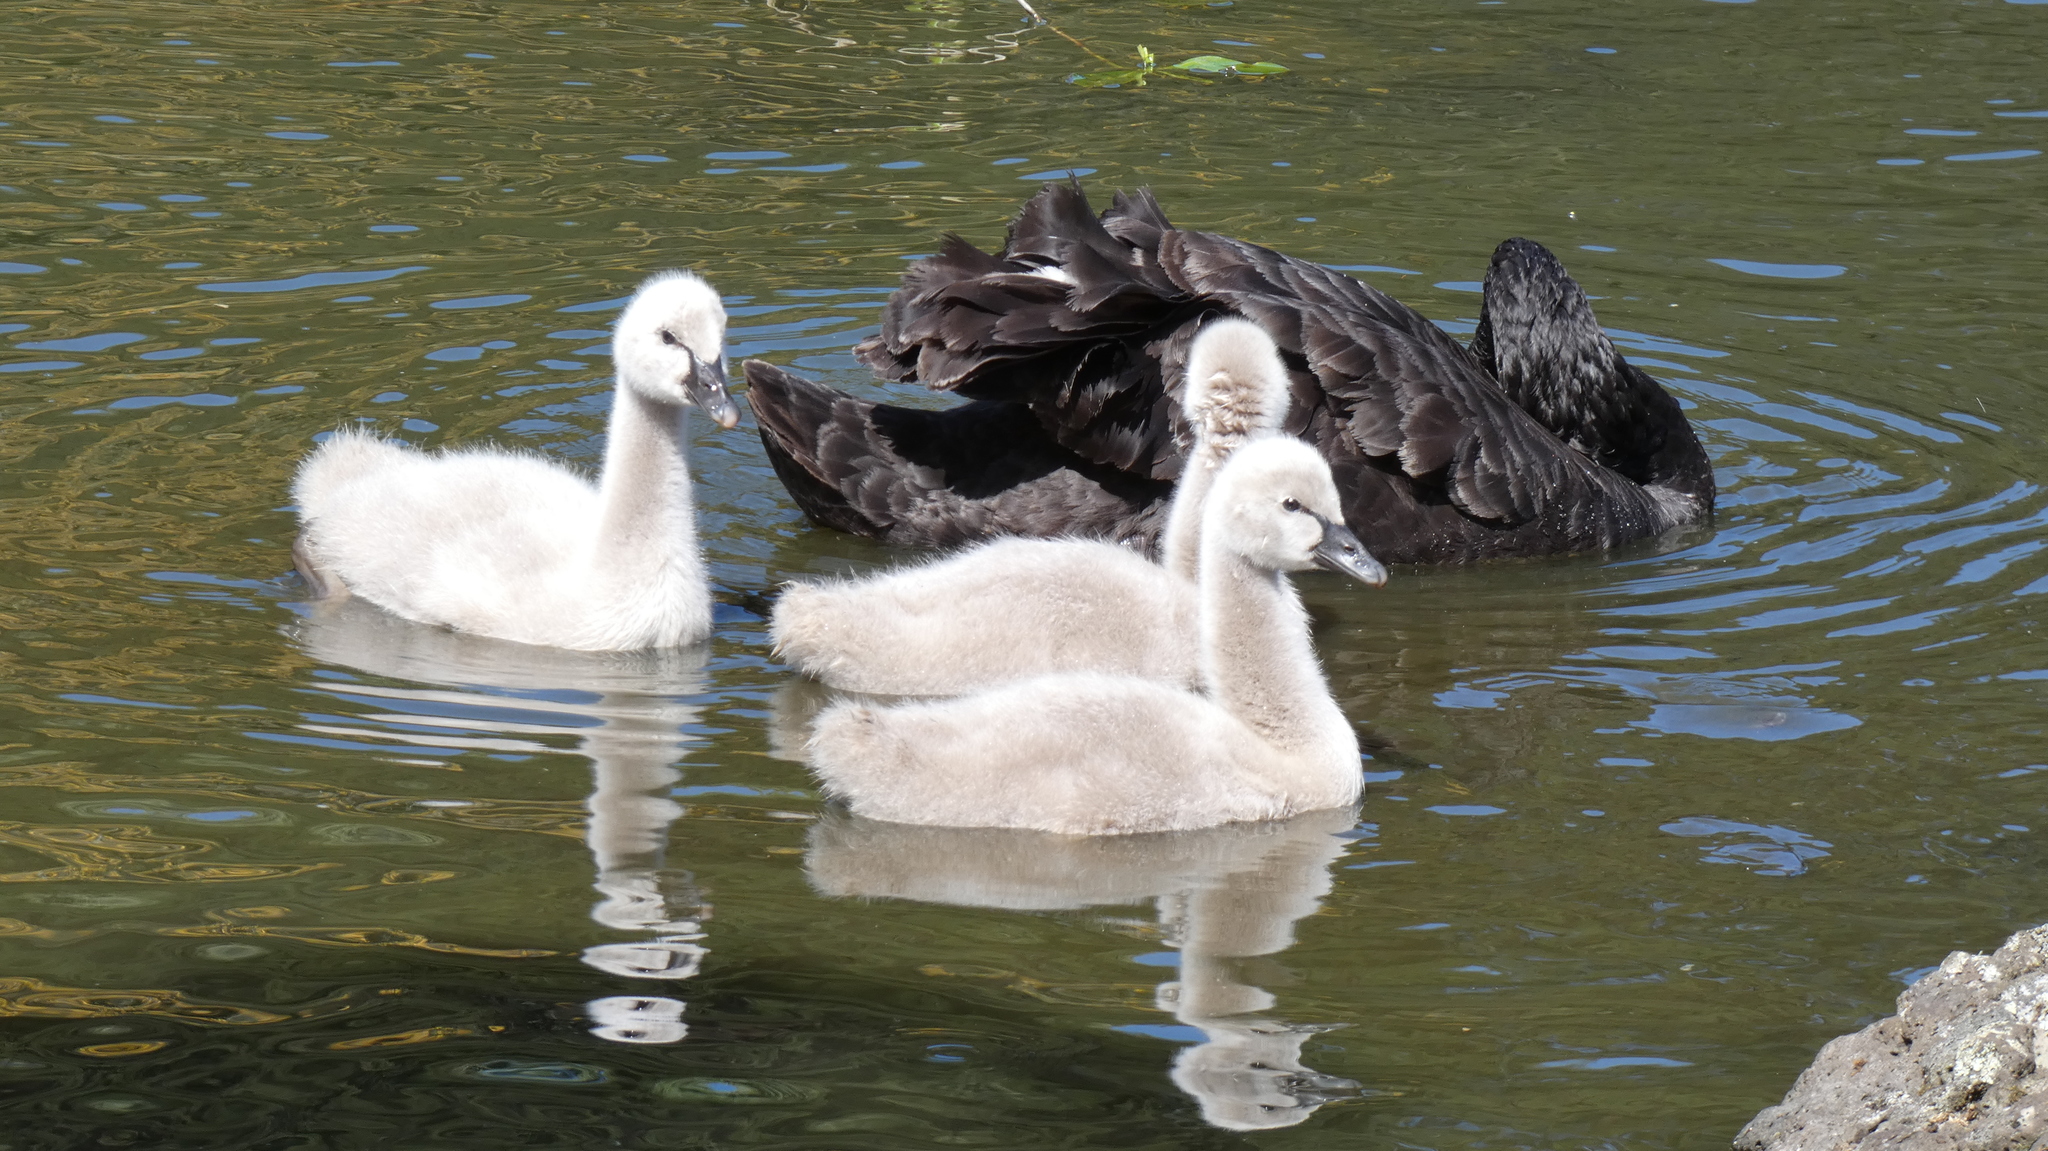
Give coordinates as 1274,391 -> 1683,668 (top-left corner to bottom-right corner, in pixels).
745,359 -> 1171,551
747,360 -> 895,541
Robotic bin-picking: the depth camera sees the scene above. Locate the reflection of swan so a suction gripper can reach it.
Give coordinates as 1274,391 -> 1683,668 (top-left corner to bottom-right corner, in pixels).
291,270 -> 740,651
803,438 -> 1385,834
805,805 -> 1361,1130
763,676 -> 844,765
290,599 -> 709,1044
585,994 -> 689,1046
767,318 -> 1291,695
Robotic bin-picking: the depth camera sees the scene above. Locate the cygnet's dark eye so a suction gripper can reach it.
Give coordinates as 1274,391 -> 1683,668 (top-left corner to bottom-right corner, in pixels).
1282,498 -> 1302,513
659,329 -> 681,348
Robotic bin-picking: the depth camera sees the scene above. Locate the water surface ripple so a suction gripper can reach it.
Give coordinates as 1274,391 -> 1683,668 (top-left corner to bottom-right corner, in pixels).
2,0 -> 2044,1147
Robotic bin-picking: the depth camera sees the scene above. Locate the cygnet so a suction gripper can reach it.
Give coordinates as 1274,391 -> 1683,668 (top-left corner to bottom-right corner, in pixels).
770,316 -> 1291,694
291,270 -> 739,651
803,435 -> 1387,835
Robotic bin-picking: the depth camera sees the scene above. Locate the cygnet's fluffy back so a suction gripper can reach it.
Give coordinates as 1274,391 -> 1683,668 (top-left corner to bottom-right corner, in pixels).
770,536 -> 1189,696
772,319 -> 1296,696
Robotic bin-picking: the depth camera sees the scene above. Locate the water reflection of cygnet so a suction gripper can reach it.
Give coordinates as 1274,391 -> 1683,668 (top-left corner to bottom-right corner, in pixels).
291,599 -> 711,1045
805,805 -> 1363,1130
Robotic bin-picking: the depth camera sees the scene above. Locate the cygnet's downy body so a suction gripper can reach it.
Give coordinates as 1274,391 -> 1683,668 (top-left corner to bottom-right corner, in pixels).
770,317 -> 1291,695
291,271 -> 740,651
803,436 -> 1388,835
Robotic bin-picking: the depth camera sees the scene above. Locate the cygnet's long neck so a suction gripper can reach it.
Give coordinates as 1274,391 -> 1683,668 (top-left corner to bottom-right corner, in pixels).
1197,542 -> 1355,765
1161,438 -> 1230,583
588,385 -> 704,588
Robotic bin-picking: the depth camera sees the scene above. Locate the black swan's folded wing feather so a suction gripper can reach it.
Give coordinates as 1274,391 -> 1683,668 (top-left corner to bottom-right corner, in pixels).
1156,227 -> 1641,529
859,187 -> 1209,480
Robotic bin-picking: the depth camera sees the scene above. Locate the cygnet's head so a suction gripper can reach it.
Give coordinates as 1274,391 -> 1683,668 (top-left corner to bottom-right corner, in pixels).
1205,437 -> 1387,587
612,270 -> 740,428
1183,317 -> 1292,447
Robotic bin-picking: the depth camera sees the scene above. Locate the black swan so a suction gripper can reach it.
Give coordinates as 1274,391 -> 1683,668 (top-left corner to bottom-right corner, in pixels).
747,184 -> 1714,565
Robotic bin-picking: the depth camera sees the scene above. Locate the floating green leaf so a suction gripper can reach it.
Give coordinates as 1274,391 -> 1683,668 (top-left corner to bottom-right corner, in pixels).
1169,54 -> 1242,73
1164,54 -> 1290,78
1067,45 -> 1287,89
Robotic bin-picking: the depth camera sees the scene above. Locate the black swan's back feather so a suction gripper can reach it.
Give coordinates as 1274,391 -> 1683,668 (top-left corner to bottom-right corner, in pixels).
746,359 -> 1169,550
786,183 -> 1717,564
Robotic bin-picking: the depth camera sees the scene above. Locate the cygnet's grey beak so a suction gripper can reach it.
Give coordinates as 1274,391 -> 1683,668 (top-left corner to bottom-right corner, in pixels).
685,352 -> 741,429
1309,515 -> 1388,587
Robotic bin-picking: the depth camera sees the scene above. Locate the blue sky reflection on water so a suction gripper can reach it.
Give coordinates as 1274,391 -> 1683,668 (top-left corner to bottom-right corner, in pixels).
0,0 -> 2045,1145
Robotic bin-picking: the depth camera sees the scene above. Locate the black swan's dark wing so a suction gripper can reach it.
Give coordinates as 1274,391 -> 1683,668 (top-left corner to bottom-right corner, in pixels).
1157,227 -> 1561,522
861,195 -> 1208,483
1471,238 -> 1715,506
859,185 -> 1695,560
1156,227 -> 1682,555
745,359 -> 1169,550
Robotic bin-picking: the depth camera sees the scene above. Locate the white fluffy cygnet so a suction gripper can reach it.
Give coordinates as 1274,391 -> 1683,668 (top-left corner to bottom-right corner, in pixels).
290,270 -> 739,651
803,436 -> 1388,835
770,317 -> 1292,694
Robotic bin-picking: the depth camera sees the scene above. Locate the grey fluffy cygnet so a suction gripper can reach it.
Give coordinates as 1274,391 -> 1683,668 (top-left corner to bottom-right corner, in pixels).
290,271 -> 740,651
770,317 -> 1293,694
802,435 -> 1388,835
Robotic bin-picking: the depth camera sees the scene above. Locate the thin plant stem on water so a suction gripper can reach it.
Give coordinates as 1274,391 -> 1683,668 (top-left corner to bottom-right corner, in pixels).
1014,0 -> 1122,67
1010,1 -> 1292,90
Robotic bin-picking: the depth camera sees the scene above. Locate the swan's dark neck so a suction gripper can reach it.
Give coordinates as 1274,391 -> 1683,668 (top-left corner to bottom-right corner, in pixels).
1471,239 -> 1714,505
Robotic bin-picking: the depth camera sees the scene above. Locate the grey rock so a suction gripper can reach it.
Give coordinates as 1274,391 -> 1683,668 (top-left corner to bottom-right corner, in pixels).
1736,924 -> 2048,1150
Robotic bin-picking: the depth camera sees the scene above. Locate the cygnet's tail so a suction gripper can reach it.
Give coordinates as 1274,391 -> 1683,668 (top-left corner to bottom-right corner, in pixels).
292,427 -> 411,506
769,579 -> 884,685
770,564 -> 1019,696
805,701 -> 899,802
290,429 -> 415,600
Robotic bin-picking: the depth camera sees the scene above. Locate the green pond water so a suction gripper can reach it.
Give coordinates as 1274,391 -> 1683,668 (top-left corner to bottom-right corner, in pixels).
3,0 -> 2046,1146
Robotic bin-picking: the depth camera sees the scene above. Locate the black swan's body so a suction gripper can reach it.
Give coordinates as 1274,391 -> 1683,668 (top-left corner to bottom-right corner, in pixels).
749,185 -> 1714,564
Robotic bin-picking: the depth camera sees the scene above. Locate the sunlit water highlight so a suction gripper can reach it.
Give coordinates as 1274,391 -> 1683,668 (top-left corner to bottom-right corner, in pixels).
1,0 -> 2044,1147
